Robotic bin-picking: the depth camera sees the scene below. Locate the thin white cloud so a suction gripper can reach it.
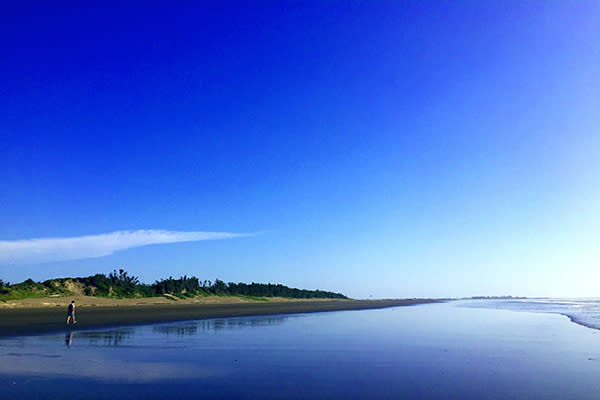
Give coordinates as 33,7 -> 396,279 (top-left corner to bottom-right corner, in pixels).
0,230 -> 251,264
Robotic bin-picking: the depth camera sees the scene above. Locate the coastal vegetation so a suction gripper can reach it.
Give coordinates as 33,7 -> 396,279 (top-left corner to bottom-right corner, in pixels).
0,270 -> 348,301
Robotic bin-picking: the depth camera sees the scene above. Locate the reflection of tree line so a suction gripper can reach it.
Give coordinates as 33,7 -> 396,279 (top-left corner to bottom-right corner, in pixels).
153,316 -> 289,336
153,323 -> 198,336
65,329 -> 134,347
61,316 -> 291,346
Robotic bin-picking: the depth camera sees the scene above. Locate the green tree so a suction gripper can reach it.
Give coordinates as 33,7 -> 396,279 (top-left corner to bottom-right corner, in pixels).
0,279 -> 9,295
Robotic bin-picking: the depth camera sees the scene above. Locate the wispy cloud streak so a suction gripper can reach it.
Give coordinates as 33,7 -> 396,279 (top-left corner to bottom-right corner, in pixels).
0,230 -> 251,264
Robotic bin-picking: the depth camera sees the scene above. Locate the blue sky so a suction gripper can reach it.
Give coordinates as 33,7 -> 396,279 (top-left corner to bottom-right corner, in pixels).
1,1 -> 599,298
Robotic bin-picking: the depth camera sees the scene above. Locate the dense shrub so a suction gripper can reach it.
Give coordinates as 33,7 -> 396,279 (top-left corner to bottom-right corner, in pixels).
2,270 -> 348,300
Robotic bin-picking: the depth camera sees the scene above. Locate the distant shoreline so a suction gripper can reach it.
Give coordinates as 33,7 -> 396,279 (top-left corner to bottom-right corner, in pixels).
0,298 -> 442,337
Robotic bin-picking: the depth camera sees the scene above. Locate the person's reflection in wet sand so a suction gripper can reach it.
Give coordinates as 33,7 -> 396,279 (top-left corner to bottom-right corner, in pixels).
65,331 -> 73,348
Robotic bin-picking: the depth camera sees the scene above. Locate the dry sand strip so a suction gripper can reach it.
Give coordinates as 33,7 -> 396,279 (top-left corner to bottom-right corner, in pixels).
0,299 -> 442,337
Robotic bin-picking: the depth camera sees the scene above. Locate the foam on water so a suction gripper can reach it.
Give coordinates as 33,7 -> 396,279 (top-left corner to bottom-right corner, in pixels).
463,298 -> 600,330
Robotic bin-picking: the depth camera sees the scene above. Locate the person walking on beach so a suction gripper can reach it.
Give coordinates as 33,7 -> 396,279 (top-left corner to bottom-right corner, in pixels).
66,300 -> 77,324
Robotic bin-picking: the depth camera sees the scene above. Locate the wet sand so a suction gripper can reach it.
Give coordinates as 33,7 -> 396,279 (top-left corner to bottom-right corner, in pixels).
0,298 -> 441,337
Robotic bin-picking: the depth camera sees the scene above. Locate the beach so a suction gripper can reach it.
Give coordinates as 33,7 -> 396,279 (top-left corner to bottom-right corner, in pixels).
3,300 -> 600,399
0,297 -> 440,337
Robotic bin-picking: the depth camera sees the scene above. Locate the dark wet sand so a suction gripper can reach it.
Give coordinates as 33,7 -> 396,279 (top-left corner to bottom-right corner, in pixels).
0,299 -> 440,337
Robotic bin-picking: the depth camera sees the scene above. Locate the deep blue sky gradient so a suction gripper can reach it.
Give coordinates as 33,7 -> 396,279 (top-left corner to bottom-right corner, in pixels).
1,1 -> 599,297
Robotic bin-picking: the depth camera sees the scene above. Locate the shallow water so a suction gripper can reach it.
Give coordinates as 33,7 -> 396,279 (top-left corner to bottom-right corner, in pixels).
1,302 -> 600,399
462,298 -> 600,330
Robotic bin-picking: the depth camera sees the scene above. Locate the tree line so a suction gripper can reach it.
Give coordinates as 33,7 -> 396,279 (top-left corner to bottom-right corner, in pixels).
0,270 -> 348,300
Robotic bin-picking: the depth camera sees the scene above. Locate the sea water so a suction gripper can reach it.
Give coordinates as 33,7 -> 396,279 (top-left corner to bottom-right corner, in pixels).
463,298 -> 600,330
1,301 -> 600,399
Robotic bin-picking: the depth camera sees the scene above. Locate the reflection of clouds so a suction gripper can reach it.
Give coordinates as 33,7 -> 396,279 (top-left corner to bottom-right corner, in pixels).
0,315 -> 299,383
0,352 -> 228,383
0,328 -> 231,382
5,352 -> 61,358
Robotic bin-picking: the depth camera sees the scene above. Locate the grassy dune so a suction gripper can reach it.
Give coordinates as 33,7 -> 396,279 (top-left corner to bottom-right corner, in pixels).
0,271 -> 348,302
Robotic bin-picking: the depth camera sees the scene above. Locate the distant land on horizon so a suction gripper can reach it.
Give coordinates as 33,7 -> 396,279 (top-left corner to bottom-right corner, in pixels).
468,296 -> 528,300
